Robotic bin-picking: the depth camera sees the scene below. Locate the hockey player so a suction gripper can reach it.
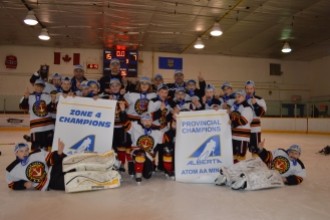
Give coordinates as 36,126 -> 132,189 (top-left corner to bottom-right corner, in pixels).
71,65 -> 87,93
167,70 -> 186,99
162,119 -> 176,178
215,140 -> 306,190
106,78 -> 131,172
124,76 -> 157,121
29,65 -> 56,94
50,73 -> 62,92
6,140 -> 66,191
202,84 -> 222,110
152,74 -> 165,91
99,58 -> 123,94
87,80 -> 101,98
121,112 -> 164,184
60,77 -> 74,97
245,80 -> 267,157
6,140 -> 120,192
19,79 -> 56,151
229,90 -> 253,163
220,82 -> 235,109
185,77 -> 206,101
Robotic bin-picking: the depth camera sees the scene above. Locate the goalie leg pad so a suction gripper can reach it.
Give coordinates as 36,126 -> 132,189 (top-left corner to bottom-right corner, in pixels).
62,150 -> 116,172
64,170 -> 121,193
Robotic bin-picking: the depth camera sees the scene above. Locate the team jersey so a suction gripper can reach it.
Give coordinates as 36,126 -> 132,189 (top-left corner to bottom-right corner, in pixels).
124,92 -> 157,120
203,97 -> 222,110
5,150 -> 61,191
19,92 -> 55,133
230,101 -> 253,142
246,95 -> 267,133
259,148 -> 306,185
148,97 -> 173,130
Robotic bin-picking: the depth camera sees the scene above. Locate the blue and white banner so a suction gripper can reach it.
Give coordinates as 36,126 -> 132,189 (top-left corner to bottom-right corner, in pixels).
175,110 -> 233,183
51,96 -> 116,155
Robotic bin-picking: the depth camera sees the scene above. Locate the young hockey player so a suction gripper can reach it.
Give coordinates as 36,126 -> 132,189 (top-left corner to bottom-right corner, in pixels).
60,77 -> 74,97
124,76 -> 157,121
215,139 -> 306,190
6,140 -> 120,192
229,90 -> 253,163
50,73 -> 62,92
121,111 -> 164,184
245,80 -> 267,157
202,84 -> 222,110
162,119 -> 176,178
19,79 -> 56,151
185,78 -> 206,101
29,65 -> 56,94
220,82 -> 235,109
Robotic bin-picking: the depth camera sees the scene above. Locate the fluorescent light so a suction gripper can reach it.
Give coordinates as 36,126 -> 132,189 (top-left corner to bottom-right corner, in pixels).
194,37 -> 204,49
282,42 -> 292,53
210,22 -> 223,37
24,11 -> 38,26
39,28 -> 50,40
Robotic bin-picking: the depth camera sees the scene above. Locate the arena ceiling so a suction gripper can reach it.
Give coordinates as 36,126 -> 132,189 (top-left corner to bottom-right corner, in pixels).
1,0 -> 330,61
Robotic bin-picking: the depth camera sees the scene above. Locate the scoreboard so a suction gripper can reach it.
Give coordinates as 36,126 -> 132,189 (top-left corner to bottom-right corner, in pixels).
103,49 -> 138,77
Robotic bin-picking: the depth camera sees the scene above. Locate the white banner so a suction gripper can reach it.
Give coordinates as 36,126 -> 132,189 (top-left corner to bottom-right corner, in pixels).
175,110 -> 233,183
52,96 -> 116,155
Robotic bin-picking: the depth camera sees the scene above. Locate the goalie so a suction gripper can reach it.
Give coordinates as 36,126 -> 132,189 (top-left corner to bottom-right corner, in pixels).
214,139 -> 306,190
5,139 -> 120,193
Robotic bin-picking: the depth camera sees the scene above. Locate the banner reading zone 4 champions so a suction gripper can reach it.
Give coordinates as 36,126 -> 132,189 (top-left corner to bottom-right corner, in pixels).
175,110 -> 233,183
52,96 -> 116,155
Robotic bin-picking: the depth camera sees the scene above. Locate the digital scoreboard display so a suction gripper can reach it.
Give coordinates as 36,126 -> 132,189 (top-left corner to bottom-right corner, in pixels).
103,49 -> 138,77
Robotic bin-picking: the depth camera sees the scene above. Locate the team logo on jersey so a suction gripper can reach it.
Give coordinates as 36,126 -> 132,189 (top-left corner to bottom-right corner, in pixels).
134,99 -> 149,115
67,135 -> 95,155
187,135 -> 221,165
137,135 -> 154,152
272,156 -> 290,174
25,161 -> 46,183
33,100 -> 48,117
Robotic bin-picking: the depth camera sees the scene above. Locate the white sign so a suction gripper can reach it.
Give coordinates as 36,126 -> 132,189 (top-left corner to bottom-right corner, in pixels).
175,110 -> 233,183
52,96 -> 116,155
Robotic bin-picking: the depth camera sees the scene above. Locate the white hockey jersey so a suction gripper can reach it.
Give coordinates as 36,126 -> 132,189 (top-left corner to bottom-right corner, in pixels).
6,150 -> 53,191
230,101 -> 253,142
124,92 -> 157,120
246,95 -> 267,133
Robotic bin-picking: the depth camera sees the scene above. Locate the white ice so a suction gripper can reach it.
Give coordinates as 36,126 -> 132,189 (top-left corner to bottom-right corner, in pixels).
0,131 -> 329,220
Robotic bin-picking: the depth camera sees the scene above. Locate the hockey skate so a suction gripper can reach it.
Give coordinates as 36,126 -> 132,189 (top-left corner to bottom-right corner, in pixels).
214,169 -> 227,186
231,174 -> 247,190
63,150 -> 116,172
64,170 -> 121,193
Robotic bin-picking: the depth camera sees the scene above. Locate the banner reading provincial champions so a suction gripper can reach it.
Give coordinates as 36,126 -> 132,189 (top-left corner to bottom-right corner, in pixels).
51,96 -> 116,155
175,110 -> 233,183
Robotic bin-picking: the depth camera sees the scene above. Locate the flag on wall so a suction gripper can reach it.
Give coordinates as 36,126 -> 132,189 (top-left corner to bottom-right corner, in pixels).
73,53 -> 80,65
159,57 -> 183,69
54,52 -> 61,64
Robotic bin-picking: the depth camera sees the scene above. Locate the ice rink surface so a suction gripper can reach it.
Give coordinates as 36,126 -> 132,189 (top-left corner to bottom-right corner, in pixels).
0,131 -> 329,220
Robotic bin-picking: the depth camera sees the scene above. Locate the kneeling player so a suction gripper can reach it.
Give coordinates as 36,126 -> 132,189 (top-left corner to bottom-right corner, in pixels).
215,139 -> 306,190
5,139 -> 120,192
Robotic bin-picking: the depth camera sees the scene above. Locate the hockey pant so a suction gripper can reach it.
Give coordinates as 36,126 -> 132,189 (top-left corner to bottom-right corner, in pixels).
130,147 -> 155,179
249,132 -> 261,156
31,130 -> 54,152
232,139 -> 249,163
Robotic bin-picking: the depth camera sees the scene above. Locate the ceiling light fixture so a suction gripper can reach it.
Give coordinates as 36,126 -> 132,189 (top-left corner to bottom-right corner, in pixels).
194,37 -> 205,49
210,22 -> 223,37
24,11 -> 38,26
38,28 -> 50,40
281,42 -> 292,53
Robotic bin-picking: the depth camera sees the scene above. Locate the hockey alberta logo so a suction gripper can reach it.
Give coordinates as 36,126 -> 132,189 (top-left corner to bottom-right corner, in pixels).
33,100 -> 48,117
271,156 -> 290,174
26,161 -> 46,183
187,135 -> 221,165
67,135 -> 95,155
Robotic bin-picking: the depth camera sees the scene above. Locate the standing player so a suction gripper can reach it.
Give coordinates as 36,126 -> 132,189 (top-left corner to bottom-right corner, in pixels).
245,80 -> 267,157
229,90 -> 253,163
19,79 -> 56,151
220,82 -> 235,109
